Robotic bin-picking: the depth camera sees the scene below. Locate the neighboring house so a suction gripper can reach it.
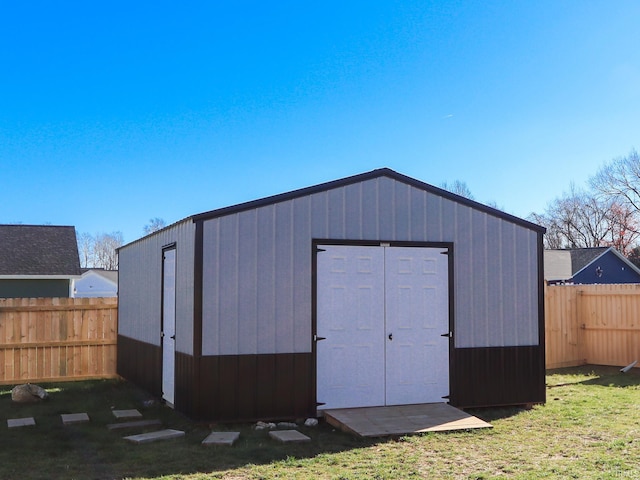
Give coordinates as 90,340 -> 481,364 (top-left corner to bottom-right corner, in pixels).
544,247 -> 640,284
118,168 -> 547,422
73,269 -> 118,298
0,225 -> 82,298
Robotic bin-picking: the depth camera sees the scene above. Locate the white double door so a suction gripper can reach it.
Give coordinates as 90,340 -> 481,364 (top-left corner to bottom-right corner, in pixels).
316,245 -> 450,410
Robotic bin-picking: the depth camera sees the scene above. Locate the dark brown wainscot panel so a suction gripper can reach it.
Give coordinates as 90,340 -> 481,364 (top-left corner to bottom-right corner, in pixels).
117,335 -> 162,398
197,353 -> 314,422
450,346 -> 546,408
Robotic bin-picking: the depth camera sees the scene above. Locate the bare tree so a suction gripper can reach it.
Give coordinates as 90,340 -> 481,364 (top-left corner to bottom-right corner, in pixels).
532,185 -> 637,250
600,203 -> 640,256
440,180 -> 474,200
531,149 -> 640,256
628,246 -> 640,268
529,212 -> 565,249
143,218 -> 167,235
591,149 -> 640,211
589,150 -> 640,255
76,232 -> 95,268
92,232 -> 124,270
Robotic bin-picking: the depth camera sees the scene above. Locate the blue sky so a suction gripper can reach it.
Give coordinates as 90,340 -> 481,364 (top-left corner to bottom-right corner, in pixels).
1,1 -> 639,243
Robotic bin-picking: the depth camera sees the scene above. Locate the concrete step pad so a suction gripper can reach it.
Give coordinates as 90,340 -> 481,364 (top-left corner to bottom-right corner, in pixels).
269,429 -> 311,443
107,419 -> 162,431
8,417 -> 36,428
124,429 -> 185,444
202,431 -> 240,446
112,409 -> 143,419
61,413 -> 90,425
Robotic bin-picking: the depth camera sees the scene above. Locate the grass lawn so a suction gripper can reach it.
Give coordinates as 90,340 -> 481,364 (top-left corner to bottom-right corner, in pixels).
0,365 -> 638,479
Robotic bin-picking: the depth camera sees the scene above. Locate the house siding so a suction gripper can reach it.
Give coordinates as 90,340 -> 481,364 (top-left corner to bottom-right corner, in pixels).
74,272 -> 117,298
573,252 -> 640,284
201,176 -> 540,356
0,279 -> 71,298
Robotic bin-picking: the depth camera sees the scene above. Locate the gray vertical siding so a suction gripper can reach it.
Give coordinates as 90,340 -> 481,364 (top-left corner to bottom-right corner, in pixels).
118,220 -> 196,354
201,176 -> 540,355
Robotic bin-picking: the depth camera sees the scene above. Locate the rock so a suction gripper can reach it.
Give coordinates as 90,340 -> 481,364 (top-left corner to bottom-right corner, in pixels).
255,421 -> 276,430
304,418 -> 319,427
11,384 -> 48,403
277,421 -> 298,429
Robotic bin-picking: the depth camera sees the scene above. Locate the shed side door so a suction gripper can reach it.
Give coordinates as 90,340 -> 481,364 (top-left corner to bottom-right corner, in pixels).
316,245 -> 385,410
162,247 -> 177,406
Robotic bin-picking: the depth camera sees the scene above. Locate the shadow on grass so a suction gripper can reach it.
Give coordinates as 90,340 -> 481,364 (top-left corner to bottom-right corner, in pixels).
0,379 -> 391,479
547,364 -> 640,389
468,364 -> 640,424
464,405 -> 532,423
11,366 -> 635,479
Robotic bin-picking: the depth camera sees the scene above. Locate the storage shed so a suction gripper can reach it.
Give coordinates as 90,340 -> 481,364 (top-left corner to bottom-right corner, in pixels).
117,168 -> 546,421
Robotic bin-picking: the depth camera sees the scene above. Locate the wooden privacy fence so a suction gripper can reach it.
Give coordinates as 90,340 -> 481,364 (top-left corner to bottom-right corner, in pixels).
545,284 -> 640,369
0,297 -> 118,385
1,289 -> 637,384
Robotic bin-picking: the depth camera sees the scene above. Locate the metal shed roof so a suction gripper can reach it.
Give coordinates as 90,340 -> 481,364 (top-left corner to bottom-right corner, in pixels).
191,168 -> 545,233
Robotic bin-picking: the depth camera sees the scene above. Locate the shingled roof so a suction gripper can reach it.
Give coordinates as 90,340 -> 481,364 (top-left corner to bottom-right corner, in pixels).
0,225 -> 82,277
545,246 -> 640,283
569,247 -> 610,274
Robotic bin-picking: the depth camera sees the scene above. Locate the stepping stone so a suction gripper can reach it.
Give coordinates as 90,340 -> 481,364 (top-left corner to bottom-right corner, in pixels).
7,417 -> 36,428
112,409 -> 143,419
202,431 -> 240,446
124,429 -> 185,444
107,419 -> 162,431
61,413 -> 90,425
268,429 -> 311,443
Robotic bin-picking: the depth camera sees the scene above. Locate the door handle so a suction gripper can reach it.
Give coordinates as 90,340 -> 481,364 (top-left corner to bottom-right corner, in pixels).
170,335 -> 176,340
388,333 -> 393,341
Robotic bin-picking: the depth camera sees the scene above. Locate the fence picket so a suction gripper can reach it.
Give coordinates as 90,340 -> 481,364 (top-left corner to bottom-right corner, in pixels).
546,284 -> 640,369
0,297 -> 118,384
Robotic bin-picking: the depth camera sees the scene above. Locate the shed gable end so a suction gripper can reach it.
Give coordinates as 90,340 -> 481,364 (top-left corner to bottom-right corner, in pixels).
201,175 -> 541,356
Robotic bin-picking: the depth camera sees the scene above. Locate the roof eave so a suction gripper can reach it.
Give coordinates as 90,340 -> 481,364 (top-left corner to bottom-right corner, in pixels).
191,168 -> 546,233
117,217 -> 195,251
